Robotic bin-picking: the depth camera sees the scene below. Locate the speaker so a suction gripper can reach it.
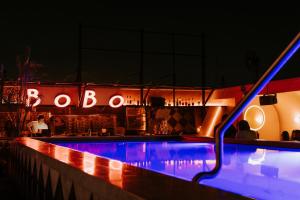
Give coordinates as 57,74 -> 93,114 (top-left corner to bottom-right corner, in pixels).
259,94 -> 277,105
150,96 -> 165,107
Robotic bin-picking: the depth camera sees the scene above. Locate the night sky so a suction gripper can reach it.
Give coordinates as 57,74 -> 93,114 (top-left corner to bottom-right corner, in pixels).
1,5 -> 300,88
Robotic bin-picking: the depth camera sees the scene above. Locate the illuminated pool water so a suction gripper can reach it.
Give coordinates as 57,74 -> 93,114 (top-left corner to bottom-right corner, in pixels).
54,141 -> 300,200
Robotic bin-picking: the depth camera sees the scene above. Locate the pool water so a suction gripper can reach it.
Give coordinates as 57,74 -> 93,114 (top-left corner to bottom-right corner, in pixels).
54,141 -> 300,200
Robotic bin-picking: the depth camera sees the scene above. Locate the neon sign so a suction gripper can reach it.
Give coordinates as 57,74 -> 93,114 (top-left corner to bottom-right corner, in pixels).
82,90 -> 97,108
109,95 -> 125,108
54,94 -> 71,108
26,89 -> 124,108
27,89 -> 41,107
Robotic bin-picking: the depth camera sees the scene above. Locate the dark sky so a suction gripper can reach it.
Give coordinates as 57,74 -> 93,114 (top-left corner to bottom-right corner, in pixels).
1,5 -> 300,87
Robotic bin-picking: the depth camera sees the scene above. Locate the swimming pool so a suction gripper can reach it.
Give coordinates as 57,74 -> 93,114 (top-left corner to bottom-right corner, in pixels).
53,141 -> 300,200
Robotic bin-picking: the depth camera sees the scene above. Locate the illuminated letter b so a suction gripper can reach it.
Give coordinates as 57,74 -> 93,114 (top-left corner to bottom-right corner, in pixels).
26,89 -> 41,107
83,90 -> 97,108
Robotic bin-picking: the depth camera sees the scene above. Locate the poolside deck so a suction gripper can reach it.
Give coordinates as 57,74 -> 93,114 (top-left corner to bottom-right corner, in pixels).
3,135 -> 300,199
11,137 -> 249,200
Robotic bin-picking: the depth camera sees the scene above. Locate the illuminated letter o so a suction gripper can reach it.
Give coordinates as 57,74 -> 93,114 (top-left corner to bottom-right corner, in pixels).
54,94 -> 71,108
109,95 -> 124,108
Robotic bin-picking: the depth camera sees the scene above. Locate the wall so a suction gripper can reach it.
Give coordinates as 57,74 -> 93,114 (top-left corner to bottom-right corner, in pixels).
244,91 -> 300,141
245,98 -> 280,140
274,92 -> 300,137
148,107 -> 196,134
198,106 -> 224,137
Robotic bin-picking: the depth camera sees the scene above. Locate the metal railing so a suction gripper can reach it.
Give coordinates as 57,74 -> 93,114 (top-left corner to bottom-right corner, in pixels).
192,32 -> 300,182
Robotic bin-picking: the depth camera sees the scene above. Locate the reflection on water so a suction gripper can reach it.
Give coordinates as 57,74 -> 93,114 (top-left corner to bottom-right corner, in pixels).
55,141 -> 300,200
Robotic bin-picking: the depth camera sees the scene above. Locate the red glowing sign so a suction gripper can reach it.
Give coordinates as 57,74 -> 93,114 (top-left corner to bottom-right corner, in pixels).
54,94 -> 71,108
83,90 -> 97,108
27,89 -> 41,107
26,89 -> 124,108
109,95 -> 125,108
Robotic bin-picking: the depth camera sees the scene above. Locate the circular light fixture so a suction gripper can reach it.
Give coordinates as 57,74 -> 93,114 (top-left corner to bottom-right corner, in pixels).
244,105 -> 265,131
255,115 -> 264,124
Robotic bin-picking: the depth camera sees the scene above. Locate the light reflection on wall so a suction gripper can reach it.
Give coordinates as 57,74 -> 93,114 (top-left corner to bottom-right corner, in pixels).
294,113 -> 300,124
205,106 -> 223,136
83,152 -> 96,175
108,160 -> 123,188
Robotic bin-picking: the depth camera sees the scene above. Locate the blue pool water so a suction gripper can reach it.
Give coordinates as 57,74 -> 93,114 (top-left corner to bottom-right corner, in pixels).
54,141 -> 300,200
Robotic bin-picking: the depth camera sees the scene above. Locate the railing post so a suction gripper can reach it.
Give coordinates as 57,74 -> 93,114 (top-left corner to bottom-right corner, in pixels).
193,33 -> 300,182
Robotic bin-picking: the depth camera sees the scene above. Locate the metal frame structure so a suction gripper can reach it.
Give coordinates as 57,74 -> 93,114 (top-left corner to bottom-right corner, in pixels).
192,32 -> 300,182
